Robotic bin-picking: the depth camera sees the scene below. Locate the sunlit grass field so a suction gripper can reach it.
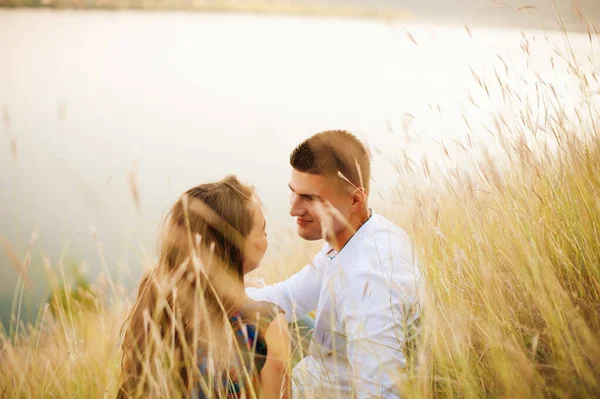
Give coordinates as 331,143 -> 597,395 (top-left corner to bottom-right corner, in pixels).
2,18 -> 600,399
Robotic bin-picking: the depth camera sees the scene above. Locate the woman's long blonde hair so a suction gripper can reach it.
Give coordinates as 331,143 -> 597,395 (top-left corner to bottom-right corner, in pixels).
118,175 -> 257,398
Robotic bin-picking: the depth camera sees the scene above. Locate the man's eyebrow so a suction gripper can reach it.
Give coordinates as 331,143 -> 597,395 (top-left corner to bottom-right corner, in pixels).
289,185 -> 321,200
263,219 -> 267,230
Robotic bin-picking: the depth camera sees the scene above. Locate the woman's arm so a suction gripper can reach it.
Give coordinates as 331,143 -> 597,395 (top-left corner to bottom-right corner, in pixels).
260,313 -> 291,399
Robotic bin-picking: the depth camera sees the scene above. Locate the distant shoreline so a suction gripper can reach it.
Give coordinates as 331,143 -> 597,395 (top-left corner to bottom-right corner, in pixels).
0,2 -> 595,32
0,1 -> 410,20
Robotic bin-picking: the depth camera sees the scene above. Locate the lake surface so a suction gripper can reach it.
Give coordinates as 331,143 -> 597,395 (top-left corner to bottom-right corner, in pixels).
0,10 -> 594,322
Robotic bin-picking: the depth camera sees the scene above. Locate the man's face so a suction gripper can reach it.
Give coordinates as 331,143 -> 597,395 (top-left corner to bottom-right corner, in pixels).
288,169 -> 353,241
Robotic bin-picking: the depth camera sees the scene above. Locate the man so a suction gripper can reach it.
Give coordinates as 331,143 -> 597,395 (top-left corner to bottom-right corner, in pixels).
247,130 -> 420,398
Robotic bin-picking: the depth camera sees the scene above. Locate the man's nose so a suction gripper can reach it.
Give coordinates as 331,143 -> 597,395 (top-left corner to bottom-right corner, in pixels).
289,193 -> 305,217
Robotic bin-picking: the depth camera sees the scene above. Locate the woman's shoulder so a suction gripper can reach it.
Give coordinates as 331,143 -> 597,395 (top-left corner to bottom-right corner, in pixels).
239,299 -> 284,325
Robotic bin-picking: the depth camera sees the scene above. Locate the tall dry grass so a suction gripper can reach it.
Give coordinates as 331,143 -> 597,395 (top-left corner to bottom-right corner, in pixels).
390,18 -> 600,398
2,17 -> 600,399
400,122 -> 600,397
0,277 -> 127,397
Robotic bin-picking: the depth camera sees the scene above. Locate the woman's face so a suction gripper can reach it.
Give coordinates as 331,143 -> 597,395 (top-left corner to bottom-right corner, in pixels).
242,199 -> 268,274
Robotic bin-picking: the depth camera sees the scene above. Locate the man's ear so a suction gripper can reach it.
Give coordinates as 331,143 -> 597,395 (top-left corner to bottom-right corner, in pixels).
350,187 -> 368,212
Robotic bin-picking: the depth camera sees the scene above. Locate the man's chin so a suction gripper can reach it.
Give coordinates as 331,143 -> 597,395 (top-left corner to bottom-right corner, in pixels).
297,227 -> 321,241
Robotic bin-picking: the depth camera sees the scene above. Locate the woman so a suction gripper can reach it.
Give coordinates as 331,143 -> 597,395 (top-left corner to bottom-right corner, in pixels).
118,175 -> 291,398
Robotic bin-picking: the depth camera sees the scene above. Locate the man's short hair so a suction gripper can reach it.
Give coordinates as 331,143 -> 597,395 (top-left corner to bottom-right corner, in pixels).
290,130 -> 371,193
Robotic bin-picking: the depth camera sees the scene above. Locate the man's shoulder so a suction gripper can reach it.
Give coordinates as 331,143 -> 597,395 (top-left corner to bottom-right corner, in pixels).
369,214 -> 410,240
343,213 -> 417,271
361,214 -> 413,253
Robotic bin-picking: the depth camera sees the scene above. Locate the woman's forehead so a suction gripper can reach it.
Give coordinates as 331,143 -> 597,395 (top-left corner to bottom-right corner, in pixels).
251,199 -> 266,221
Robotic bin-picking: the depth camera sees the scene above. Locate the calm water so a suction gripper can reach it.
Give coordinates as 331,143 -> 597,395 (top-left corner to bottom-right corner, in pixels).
0,10 -> 593,322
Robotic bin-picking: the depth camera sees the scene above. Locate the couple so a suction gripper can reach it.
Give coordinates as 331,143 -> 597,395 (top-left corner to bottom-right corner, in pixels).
118,130 -> 420,399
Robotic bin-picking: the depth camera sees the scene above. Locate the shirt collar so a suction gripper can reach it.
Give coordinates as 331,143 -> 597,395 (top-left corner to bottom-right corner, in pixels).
325,209 -> 375,260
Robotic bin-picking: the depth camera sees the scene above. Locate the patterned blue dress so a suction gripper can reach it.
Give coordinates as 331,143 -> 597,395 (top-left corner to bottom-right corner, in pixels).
196,300 -> 282,398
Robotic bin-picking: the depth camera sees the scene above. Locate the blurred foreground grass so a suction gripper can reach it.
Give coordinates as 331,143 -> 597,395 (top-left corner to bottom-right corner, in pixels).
2,19 -> 600,399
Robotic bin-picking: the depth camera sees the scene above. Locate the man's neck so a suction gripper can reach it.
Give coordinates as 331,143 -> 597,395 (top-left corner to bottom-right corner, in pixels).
328,208 -> 371,252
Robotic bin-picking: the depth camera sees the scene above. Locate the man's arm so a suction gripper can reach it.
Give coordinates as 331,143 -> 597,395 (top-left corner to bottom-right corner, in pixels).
246,246 -> 327,322
340,258 -> 420,398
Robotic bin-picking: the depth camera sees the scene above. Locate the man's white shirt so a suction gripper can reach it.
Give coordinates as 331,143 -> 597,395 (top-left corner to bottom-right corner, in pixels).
246,213 -> 420,398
